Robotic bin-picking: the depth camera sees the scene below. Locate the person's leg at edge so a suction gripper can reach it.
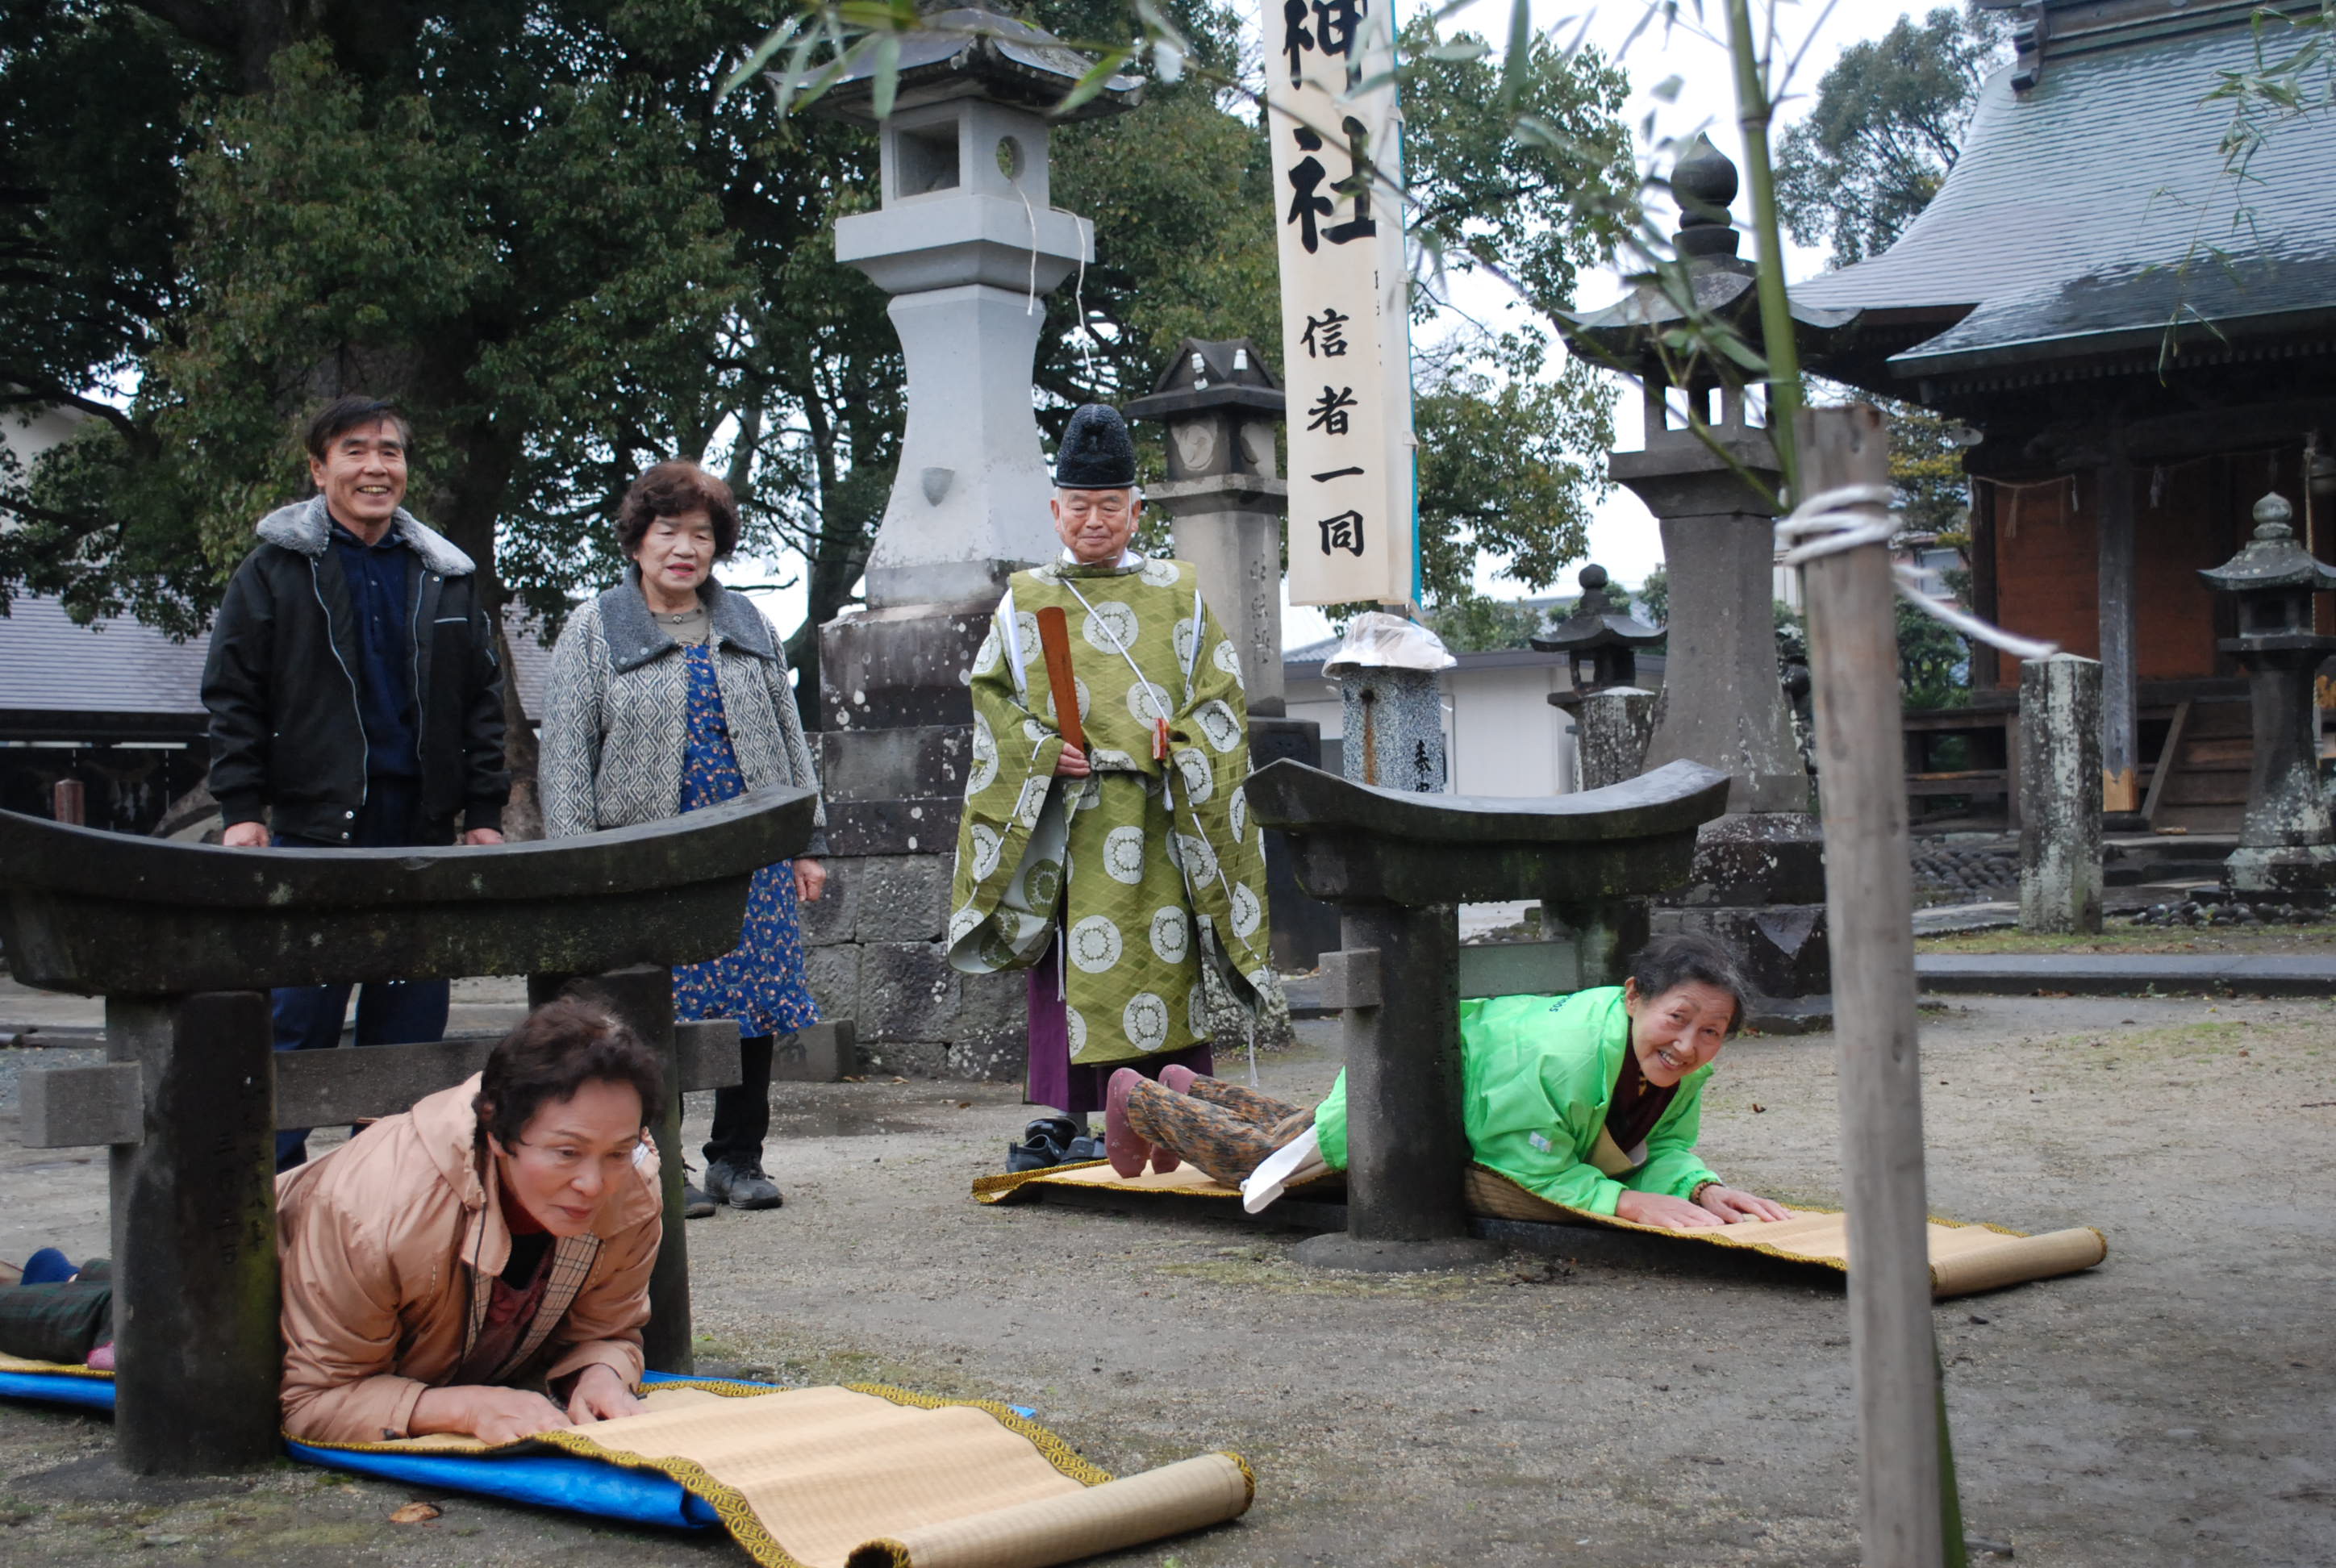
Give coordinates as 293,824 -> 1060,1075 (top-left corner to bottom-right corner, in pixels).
1111,1073 -> 1292,1188
269,783 -> 445,1170
1174,1074 -> 1305,1128
270,980 -> 357,1170
703,1034 -> 782,1209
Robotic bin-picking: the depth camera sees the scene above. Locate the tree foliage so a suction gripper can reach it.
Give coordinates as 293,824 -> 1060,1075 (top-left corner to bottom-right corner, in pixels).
2,0 -> 1636,669
1774,4 -> 2013,268
1421,592 -> 1546,654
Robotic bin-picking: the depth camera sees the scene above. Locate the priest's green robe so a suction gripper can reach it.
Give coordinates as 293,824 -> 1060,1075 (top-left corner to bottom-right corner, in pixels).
946,554 -> 1272,1067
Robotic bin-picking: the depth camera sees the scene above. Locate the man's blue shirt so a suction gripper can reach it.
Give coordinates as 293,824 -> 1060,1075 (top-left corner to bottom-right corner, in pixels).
327,519 -> 421,780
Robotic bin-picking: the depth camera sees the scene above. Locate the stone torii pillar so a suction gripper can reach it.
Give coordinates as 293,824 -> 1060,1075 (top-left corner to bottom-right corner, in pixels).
795,6 -> 1142,1078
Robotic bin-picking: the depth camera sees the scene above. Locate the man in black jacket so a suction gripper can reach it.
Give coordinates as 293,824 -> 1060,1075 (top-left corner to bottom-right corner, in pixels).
201,396 -> 511,1169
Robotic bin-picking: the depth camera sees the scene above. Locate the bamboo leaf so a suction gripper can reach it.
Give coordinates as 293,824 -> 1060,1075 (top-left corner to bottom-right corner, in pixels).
1497,0 -> 1533,108
719,15 -> 806,103
870,31 -> 902,120
1053,46 -> 1130,116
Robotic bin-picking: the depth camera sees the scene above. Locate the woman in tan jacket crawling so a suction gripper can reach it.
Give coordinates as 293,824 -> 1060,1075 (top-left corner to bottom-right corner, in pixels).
275,998 -> 665,1446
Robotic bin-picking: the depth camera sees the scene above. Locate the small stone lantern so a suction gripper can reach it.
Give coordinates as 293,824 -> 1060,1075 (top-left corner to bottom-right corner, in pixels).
2199,492 -> 2336,894
1125,338 -> 1288,711
1532,563 -> 1664,697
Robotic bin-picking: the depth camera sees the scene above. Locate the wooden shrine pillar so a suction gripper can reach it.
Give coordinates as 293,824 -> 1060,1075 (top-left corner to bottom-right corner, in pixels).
2096,448 -> 2142,816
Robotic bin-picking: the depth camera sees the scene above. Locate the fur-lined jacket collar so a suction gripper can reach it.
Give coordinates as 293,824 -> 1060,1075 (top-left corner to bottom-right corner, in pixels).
253,496 -> 476,578
596,567 -> 776,674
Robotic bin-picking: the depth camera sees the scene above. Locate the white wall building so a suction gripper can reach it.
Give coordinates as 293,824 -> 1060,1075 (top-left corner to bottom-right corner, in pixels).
1283,640 -> 1667,798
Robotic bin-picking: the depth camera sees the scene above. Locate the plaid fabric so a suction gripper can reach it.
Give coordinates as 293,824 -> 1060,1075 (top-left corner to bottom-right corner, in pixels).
458,1232 -> 603,1382
490,1235 -> 603,1384
0,1275 -> 111,1365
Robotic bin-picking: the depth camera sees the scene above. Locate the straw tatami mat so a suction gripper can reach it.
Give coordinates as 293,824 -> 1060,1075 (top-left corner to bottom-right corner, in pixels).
973,1161 -> 2105,1299
0,1350 -> 109,1378
972,1159 -> 1340,1205
305,1381 -> 1254,1568
1458,1168 -> 2107,1297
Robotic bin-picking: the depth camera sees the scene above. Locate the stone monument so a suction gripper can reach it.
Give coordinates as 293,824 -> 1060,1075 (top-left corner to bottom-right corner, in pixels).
2200,492 -> 2336,895
2017,653 -> 2104,933
1556,136 -> 1854,1002
797,6 -> 1141,1077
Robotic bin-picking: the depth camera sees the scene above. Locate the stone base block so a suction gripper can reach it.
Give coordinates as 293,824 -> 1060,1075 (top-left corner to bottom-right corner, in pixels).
1292,1233 -> 1497,1273
2225,843 -> 2336,895
1675,813 -> 1827,906
1651,902 -> 1830,999
803,943 -> 861,1020
853,1039 -> 952,1078
858,941 -> 958,1042
773,1020 -> 853,1083
856,854 -> 953,943
946,1024 -> 1026,1082
819,605 -> 994,731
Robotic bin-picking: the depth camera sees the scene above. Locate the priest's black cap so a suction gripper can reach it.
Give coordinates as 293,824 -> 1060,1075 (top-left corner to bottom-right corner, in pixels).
1053,403 -> 1137,489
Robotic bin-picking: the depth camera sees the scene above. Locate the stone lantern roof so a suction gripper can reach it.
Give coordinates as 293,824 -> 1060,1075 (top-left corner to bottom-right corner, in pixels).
2199,494 -> 2336,596
1529,564 -> 1662,656
1560,137 -> 1855,382
1124,338 -> 1284,423
812,2 -> 1144,122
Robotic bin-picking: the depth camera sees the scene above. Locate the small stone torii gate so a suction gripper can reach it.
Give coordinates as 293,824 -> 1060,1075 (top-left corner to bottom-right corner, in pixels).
2,784 -> 815,1474
1247,757 -> 1730,1271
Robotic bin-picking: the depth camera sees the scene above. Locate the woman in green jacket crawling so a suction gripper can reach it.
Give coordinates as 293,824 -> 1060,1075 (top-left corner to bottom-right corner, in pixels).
1103,932 -> 1791,1229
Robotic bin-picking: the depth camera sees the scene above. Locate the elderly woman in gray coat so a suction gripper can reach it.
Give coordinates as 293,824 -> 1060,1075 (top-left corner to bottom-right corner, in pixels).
541,461 -> 826,1216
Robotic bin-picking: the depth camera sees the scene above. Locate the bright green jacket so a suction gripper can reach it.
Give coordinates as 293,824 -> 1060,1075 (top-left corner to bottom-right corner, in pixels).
1313,986 -> 1719,1216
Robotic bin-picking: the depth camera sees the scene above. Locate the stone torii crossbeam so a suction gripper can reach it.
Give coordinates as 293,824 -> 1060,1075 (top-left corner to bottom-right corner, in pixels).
1246,758 -> 1730,1271
2,784 -> 816,1474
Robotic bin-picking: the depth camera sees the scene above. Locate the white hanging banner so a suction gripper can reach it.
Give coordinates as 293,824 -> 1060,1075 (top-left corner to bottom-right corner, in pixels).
1263,0 -> 1417,609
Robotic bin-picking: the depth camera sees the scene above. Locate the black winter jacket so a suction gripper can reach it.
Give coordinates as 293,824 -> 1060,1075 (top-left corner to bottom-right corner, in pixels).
201,498 -> 509,843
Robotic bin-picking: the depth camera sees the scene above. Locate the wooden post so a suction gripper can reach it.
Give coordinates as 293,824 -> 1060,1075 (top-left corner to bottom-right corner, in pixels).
106,991 -> 282,1474
530,967 -> 690,1374
1795,404 -> 1945,1568
2096,450 -> 2141,815
52,778 -> 85,826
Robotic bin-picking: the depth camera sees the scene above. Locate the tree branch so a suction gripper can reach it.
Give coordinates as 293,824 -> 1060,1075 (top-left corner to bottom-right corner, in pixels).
121,0 -> 240,53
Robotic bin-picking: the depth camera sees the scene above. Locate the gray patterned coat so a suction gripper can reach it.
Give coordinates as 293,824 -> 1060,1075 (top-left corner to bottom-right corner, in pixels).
540,571 -> 826,854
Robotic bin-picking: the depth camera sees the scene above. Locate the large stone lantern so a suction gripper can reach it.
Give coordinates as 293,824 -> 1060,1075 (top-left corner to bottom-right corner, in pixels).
790,6 -> 1142,1080
817,4 -> 1141,608
1555,136 -> 1855,1002
2200,492 -> 2336,894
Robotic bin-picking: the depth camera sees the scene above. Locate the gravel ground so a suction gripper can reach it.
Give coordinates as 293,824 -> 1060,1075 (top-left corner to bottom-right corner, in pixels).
1,991 -> 2330,1567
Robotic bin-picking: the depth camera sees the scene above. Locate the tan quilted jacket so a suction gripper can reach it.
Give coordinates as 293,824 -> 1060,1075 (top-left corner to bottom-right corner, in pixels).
274,1076 -> 661,1445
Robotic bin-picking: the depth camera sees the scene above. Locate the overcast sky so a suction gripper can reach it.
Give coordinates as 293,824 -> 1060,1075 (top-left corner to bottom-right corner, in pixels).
728,2 -> 1950,648
1275,0 -> 1945,648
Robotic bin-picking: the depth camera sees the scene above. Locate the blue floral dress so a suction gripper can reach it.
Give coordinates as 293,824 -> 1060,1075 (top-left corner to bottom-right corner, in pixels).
670,644 -> 821,1039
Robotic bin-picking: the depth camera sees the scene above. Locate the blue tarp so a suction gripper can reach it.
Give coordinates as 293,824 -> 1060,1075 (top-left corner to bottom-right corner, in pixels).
0,1366 -> 1040,1528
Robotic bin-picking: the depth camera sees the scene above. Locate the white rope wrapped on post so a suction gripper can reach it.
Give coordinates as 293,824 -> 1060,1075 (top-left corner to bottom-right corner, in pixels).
1776,482 -> 2060,663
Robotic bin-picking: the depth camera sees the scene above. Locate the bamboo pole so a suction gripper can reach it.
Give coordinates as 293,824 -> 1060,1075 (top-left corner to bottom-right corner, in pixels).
1723,0 -> 1804,498
1795,403 -> 1944,1568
